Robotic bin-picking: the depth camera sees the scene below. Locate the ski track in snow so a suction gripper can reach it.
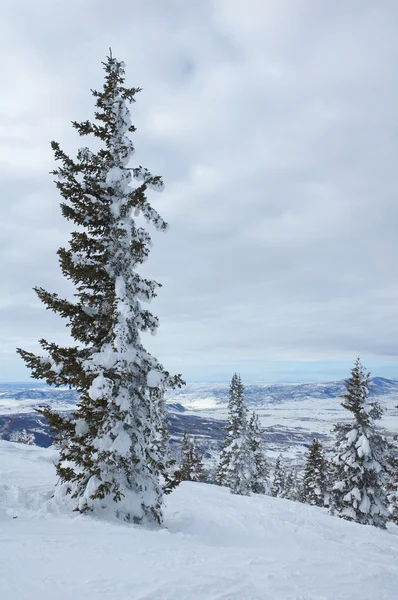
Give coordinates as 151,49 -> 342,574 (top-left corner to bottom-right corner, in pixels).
1,441 -> 398,600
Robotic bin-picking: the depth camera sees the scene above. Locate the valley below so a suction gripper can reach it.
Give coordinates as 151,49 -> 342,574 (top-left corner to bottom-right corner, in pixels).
1,378 -> 398,467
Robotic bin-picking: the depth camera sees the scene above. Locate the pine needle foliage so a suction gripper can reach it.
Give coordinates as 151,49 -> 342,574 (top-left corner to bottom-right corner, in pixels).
179,432 -> 206,482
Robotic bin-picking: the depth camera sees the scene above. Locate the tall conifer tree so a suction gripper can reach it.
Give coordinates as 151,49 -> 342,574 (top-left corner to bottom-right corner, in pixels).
330,358 -> 389,528
387,448 -> 398,523
302,439 -> 328,507
271,455 -> 285,498
216,374 -> 252,495
17,53 -> 183,524
247,411 -> 269,494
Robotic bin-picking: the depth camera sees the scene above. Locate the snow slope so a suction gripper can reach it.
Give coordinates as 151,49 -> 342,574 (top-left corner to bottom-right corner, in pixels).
1,441 -> 398,599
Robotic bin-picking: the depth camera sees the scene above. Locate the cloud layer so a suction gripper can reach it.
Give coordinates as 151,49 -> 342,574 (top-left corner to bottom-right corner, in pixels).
1,0 -> 398,381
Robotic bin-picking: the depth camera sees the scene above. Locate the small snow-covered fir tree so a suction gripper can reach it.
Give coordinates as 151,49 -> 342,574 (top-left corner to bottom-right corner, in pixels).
386,442 -> 398,523
180,432 -> 193,481
302,439 -> 328,507
330,358 -> 389,528
17,53 -> 183,524
247,411 -> 269,494
271,455 -> 285,498
282,467 -> 302,501
10,429 -> 36,445
160,416 -> 180,495
179,432 -> 206,482
282,470 -> 294,499
216,374 -> 252,495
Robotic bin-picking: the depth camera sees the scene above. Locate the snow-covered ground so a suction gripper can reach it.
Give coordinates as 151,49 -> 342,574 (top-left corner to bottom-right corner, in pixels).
1,441 -> 398,599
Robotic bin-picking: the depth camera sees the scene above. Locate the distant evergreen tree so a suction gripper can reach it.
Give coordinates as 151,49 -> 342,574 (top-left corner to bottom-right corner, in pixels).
282,468 -> 302,501
16,53 -> 183,524
386,443 -> 398,523
216,374 -> 252,495
179,432 -> 193,481
271,455 -> 285,498
302,439 -> 328,507
10,429 -> 35,445
247,412 -> 269,494
330,358 -> 389,528
282,470 -> 294,499
191,440 -> 207,482
160,420 -> 179,496
178,432 -> 206,482
293,468 -> 304,502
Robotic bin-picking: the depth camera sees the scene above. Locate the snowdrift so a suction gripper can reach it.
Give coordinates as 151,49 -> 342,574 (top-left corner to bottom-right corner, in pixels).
1,440 -> 398,599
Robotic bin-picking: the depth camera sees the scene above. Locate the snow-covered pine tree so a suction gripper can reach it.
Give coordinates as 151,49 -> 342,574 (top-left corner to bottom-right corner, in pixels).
282,468 -> 303,501
247,411 -> 269,494
17,53 -> 183,525
330,358 -> 389,528
271,455 -> 285,498
10,429 -> 36,445
282,470 -> 294,499
302,439 -> 328,507
160,413 -> 179,496
216,374 -> 252,495
191,439 -> 207,482
289,468 -> 304,502
179,432 -> 206,482
386,447 -> 398,523
180,432 -> 193,481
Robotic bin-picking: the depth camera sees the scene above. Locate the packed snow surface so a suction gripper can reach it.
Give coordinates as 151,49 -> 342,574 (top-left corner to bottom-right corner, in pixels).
1,441 -> 398,599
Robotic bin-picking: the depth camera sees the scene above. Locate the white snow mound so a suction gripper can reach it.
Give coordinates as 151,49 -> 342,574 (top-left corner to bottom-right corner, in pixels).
1,440 -> 398,599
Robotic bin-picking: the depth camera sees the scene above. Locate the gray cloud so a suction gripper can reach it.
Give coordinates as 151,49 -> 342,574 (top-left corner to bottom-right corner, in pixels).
1,0 -> 398,381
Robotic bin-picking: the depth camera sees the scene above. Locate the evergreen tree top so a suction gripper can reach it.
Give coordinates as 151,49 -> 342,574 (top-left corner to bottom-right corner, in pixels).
73,52 -> 141,144
340,357 -> 381,426
17,51 -> 184,392
308,438 -> 323,454
226,373 -> 247,436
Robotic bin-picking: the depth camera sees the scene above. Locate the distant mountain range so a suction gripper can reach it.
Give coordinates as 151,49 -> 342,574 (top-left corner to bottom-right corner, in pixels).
164,376 -> 398,406
1,378 -> 397,457
0,384 -> 78,403
1,376 -> 397,404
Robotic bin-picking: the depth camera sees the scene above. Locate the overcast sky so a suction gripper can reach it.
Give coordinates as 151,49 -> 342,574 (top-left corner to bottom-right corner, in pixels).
1,0 -> 398,382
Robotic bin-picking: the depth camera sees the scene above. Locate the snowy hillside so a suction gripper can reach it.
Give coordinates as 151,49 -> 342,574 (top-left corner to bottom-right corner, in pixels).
1,441 -> 398,599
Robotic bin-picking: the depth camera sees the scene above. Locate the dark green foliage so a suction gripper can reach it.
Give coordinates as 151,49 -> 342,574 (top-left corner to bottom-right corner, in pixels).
302,439 -> 328,507
179,432 -> 206,482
